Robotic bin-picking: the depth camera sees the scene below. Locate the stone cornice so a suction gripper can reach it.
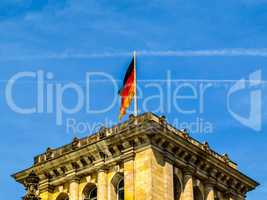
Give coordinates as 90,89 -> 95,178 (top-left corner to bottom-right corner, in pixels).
12,112 -> 259,196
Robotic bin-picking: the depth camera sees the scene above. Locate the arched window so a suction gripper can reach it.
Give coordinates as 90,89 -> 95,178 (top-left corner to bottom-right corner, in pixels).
117,178 -> 124,200
84,185 -> 97,200
56,193 -> 69,200
110,172 -> 124,200
193,186 -> 203,200
173,175 -> 182,200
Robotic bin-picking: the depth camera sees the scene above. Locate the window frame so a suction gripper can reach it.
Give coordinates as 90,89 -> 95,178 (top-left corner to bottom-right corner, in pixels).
84,185 -> 97,200
117,178 -> 124,200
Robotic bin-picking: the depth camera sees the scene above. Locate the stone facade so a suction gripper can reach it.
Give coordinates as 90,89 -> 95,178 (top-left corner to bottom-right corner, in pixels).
13,113 -> 259,200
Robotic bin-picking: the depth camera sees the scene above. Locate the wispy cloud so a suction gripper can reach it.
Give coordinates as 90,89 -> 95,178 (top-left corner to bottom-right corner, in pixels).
4,48 -> 267,61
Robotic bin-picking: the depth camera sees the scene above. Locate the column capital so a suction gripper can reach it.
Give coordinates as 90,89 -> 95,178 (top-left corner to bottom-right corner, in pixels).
183,165 -> 195,176
98,166 -> 109,173
39,180 -> 55,193
69,175 -> 80,183
123,152 -> 135,162
163,151 -> 175,165
206,177 -> 217,188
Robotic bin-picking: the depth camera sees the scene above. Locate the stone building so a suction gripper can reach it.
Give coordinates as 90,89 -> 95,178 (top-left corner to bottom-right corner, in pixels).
13,113 -> 258,200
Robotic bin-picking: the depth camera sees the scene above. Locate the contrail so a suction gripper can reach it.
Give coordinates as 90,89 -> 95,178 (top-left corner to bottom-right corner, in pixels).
1,52 -> 131,61
139,49 -> 267,57
3,48 -> 267,60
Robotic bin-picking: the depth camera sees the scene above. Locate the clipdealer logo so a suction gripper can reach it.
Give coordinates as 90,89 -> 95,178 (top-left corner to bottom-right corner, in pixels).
4,69 -> 263,132
227,70 -> 262,131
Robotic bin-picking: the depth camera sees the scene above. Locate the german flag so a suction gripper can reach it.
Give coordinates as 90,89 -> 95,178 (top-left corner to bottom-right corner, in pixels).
119,57 -> 136,120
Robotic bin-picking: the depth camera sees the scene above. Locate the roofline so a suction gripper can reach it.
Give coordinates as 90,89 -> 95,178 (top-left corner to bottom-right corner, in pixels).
12,112 -> 259,189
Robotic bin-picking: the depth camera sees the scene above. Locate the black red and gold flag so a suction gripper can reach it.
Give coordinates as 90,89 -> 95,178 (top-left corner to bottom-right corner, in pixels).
119,57 -> 136,120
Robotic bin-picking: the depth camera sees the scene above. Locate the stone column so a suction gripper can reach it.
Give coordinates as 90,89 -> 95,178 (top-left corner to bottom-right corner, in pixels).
98,169 -> 108,200
124,158 -> 135,200
69,177 -> 79,200
163,160 -> 174,200
182,167 -> 194,200
205,179 -> 216,200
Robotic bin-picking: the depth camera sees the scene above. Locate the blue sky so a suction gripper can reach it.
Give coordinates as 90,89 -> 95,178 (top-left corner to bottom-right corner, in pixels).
0,0 -> 267,199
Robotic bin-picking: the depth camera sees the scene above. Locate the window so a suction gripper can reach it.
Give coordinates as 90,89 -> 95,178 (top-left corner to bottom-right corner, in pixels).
193,186 -> 203,200
117,178 -> 124,200
84,186 -> 97,200
111,172 -> 124,200
173,175 -> 181,200
56,193 -> 69,200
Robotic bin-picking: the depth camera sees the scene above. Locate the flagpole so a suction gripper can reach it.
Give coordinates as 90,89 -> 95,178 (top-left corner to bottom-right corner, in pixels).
133,51 -> 138,116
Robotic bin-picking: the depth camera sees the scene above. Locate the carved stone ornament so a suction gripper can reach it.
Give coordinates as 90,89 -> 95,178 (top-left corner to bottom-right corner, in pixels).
98,127 -> 107,139
182,129 -> 189,139
23,171 -> 41,200
203,141 -> 210,152
45,147 -> 53,160
222,153 -> 230,164
72,137 -> 80,150
129,114 -> 135,121
159,115 -> 166,124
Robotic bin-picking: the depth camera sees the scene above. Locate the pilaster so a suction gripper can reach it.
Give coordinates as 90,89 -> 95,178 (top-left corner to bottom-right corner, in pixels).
163,160 -> 174,200
124,158 -> 135,200
97,169 -> 108,200
134,148 -> 153,200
